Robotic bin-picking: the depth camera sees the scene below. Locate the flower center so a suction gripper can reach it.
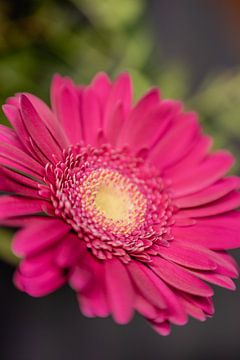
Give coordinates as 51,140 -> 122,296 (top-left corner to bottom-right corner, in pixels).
43,144 -> 175,263
81,169 -> 147,233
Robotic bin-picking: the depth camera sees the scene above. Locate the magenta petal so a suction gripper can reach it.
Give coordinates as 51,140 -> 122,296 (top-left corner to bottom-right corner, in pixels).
81,87 -> 101,146
104,73 -> 132,129
0,196 -> 47,220
56,233 -> 84,268
135,295 -> 159,320
173,221 -> 240,250
105,258 -> 135,324
189,270 -> 236,290
77,252 -> 109,318
19,250 -> 55,277
20,95 -> 62,161
151,257 -> 214,297
0,140 -> 44,177
118,88 -> 160,147
165,135 -> 213,178
127,261 -> 167,309
12,218 -> 70,256
149,112 -> 200,169
179,191 -> 240,218
175,176 -> 240,207
170,151 -> 235,197
105,102 -> 125,146
14,267 -> 65,297
159,243 -> 217,270
90,72 -> 111,114
23,92 -> 69,149
52,82 -> 83,145
151,321 -> 171,336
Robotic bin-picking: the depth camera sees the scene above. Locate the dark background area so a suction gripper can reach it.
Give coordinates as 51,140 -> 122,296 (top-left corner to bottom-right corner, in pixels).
1,0 -> 240,359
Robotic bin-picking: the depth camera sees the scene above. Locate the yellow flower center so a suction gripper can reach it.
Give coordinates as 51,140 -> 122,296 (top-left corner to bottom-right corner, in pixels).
81,169 -> 147,233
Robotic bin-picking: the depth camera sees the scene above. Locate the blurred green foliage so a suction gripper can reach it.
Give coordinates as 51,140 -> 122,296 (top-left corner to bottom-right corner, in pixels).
0,0 -> 240,264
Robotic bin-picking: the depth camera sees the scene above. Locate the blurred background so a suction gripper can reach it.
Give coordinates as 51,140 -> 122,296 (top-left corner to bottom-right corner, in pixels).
0,0 -> 240,359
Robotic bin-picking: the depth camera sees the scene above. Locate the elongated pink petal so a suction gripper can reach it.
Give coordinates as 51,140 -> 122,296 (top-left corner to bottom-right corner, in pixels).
53,83 -> 83,144
105,258 -> 135,324
0,196 -> 47,219
122,100 -> 176,152
179,191 -> 240,218
20,95 -> 62,161
104,73 -> 132,131
23,92 -> 69,149
77,252 -> 109,318
0,140 -> 44,177
188,270 -> 236,290
151,321 -> 171,336
173,221 -> 240,249
14,267 -> 65,297
12,218 -> 70,256
117,88 -> 161,146
81,87 -> 101,146
150,257 -> 214,297
175,177 -> 240,207
159,243 -> 217,270
105,102 -> 125,145
127,261 -> 167,309
170,151 -> 235,197
149,112 -> 200,169
90,72 -> 111,121
164,135 -> 213,178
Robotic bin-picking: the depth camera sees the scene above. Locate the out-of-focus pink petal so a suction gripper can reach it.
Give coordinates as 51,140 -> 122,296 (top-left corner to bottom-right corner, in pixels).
12,218 -> 70,256
159,243 -> 217,270
151,257 -> 214,297
170,151 -> 235,197
149,112 -> 200,169
105,258 -> 135,324
175,177 -> 240,207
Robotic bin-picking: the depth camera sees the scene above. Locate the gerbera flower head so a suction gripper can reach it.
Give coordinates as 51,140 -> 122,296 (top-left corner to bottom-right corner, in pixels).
1,72 -> 240,335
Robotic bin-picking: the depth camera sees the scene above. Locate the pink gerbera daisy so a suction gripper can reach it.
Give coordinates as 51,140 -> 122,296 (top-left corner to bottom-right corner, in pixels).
0,73 -> 240,335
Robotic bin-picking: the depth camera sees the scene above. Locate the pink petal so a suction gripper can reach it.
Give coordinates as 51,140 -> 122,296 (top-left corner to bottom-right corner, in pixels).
104,73 -> 132,131
121,100 -> 176,152
127,261 -> 167,309
105,102 -> 125,146
159,243 -> 217,270
20,95 -> 62,161
14,267 -> 65,297
151,321 -> 171,336
188,270 -> 236,290
77,252 -> 109,318
105,258 -> 135,324
150,257 -> 214,297
0,140 -> 44,178
55,233 -> 83,268
0,196 -> 47,219
90,72 -> 111,119
164,135 -> 213,178
19,250 -> 56,277
12,218 -> 70,256
81,87 -> 101,146
178,191 -> 240,218
170,151 -> 235,197
23,92 -> 69,149
0,124 -> 24,150
117,88 -> 160,147
173,220 -> 240,250
53,81 -> 83,144
149,112 -> 200,169
175,177 -> 240,207
2,103 -> 32,153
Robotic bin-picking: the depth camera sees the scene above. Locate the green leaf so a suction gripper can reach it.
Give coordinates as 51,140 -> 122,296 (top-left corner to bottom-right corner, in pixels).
0,228 -> 19,266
